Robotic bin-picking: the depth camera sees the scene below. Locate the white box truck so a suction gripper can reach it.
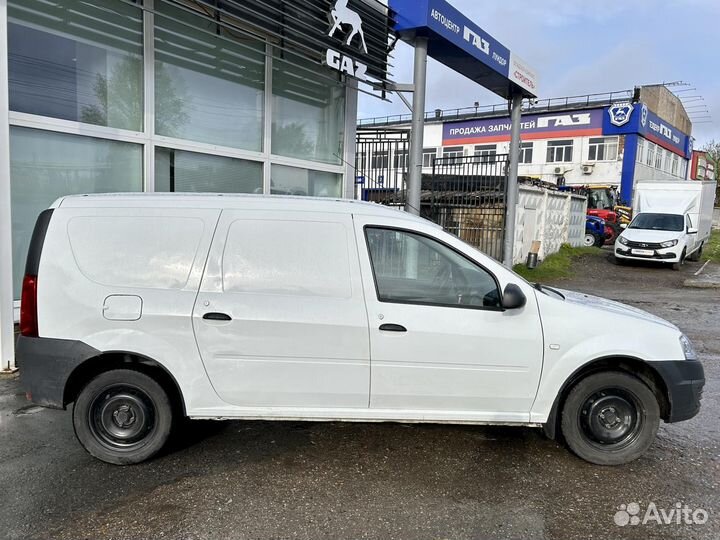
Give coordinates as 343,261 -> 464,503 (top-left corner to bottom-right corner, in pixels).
615,181 -> 717,269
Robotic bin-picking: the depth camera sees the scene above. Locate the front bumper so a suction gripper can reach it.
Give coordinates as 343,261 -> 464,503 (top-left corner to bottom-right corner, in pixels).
653,359 -> 705,422
16,336 -> 101,409
615,245 -> 681,262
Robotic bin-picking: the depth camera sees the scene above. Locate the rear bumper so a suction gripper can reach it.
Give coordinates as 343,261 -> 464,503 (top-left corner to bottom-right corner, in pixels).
653,359 -> 705,423
16,336 -> 100,409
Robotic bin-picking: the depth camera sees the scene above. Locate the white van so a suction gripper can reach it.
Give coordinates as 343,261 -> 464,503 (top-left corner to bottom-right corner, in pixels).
615,180 -> 716,269
18,194 -> 704,466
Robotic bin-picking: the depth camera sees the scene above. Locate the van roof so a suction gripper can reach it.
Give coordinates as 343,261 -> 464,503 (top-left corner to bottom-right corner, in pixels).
53,193 -> 436,226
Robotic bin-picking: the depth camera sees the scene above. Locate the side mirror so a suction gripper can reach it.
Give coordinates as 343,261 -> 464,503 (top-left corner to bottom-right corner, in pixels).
502,283 -> 527,310
687,227 -> 698,235
620,223 -> 628,229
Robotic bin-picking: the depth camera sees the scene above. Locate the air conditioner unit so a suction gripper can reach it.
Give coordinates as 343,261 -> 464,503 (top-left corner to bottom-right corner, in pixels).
554,167 -> 563,175
581,164 -> 595,175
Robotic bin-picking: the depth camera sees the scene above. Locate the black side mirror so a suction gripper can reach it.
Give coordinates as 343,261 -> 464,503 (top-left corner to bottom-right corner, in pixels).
502,283 -> 527,310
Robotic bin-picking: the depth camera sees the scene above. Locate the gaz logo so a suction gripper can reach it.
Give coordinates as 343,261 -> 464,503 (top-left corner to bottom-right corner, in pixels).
325,0 -> 370,81
641,103 -> 648,128
328,0 -> 368,53
608,102 -> 635,127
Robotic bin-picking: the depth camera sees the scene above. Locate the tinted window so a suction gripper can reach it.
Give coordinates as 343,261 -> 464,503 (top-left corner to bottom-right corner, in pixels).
629,213 -> 684,232
9,0 -> 143,131
365,228 -> 500,308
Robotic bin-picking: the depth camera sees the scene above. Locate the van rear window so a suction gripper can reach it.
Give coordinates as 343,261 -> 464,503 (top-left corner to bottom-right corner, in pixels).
68,216 -> 204,289
222,219 -> 352,298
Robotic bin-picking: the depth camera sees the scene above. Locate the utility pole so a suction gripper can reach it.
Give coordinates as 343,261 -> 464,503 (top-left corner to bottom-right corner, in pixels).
503,91 -> 524,268
406,37 -> 428,216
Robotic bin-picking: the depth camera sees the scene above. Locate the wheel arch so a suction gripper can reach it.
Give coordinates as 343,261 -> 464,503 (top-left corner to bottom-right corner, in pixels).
63,351 -> 187,417
542,355 -> 670,440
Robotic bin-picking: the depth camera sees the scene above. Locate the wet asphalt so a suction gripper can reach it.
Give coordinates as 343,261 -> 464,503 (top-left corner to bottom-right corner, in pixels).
0,253 -> 718,540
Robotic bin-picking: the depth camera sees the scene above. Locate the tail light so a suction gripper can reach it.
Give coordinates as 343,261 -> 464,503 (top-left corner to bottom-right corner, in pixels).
20,274 -> 38,337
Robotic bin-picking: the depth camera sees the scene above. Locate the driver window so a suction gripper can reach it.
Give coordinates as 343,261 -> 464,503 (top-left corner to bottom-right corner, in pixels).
365,227 -> 501,308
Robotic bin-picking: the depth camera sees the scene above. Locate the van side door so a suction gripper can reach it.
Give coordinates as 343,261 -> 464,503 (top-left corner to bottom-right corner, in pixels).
353,214 -> 544,421
193,209 -> 370,409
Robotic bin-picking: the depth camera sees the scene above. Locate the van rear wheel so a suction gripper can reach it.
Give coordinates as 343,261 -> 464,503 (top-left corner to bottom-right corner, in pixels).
560,371 -> 659,465
73,369 -> 173,465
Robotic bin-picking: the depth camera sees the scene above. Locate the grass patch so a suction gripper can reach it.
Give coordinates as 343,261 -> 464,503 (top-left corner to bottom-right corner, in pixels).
703,229 -> 720,263
513,244 -> 604,282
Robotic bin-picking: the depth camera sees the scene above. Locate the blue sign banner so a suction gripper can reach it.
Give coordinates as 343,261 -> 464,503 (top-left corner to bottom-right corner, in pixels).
603,102 -> 691,158
389,0 -> 538,98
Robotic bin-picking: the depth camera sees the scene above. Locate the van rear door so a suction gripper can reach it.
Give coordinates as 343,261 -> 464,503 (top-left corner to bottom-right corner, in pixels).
193,209 -> 370,409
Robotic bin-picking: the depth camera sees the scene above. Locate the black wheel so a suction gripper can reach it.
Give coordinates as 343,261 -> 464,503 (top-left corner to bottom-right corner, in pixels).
594,234 -> 605,248
688,243 -> 703,262
612,255 -> 626,266
560,371 -> 659,465
73,369 -> 173,465
671,249 -> 686,271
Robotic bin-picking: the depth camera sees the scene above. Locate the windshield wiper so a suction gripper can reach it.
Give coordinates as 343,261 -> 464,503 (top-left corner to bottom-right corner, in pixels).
534,283 -> 566,299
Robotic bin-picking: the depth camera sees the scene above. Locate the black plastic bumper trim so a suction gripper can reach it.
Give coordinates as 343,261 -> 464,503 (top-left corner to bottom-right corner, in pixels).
652,359 -> 705,422
16,336 -> 101,409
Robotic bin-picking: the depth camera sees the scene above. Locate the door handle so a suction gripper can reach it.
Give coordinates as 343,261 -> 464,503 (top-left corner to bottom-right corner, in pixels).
379,323 -> 407,332
203,312 -> 232,321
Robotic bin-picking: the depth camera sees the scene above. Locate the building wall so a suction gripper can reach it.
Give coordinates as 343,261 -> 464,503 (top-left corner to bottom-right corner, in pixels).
3,0 -> 359,306
419,135 -> 625,186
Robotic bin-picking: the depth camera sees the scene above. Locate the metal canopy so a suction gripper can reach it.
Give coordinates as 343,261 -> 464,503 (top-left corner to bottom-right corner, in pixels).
389,0 -> 538,99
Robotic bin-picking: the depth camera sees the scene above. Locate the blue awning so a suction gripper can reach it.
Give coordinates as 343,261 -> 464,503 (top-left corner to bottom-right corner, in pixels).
389,0 -> 538,99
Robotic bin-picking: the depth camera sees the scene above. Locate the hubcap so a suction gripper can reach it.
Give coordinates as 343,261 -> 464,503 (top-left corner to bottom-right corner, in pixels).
89,385 -> 156,450
584,234 -> 596,247
579,388 -> 642,448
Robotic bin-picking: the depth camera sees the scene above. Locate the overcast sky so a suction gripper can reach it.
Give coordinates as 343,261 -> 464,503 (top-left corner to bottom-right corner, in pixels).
359,0 -> 719,147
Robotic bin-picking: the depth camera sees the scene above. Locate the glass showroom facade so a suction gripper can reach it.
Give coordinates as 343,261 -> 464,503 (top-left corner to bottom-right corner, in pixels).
3,0 -> 372,302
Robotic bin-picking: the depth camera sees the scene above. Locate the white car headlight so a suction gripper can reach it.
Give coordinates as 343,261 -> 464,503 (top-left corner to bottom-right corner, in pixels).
618,236 -> 629,245
660,239 -> 679,248
679,334 -> 698,360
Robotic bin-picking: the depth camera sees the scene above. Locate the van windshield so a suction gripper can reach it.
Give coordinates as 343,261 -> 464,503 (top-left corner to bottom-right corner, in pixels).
628,213 -> 684,232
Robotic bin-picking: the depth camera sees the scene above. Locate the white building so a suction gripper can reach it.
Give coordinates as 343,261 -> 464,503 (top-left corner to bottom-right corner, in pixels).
358,86 -> 694,204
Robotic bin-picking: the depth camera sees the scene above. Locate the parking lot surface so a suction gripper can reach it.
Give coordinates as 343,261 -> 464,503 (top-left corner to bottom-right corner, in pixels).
1,253 -> 718,540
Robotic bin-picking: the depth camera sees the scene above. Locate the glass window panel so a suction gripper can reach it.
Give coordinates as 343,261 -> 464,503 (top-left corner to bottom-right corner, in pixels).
422,148 -> 437,168
547,140 -> 573,163
10,127 -> 142,299
272,51 -> 345,165
365,228 -> 501,308
8,0 -> 143,131
271,164 -> 342,198
155,148 -> 263,193
371,151 -> 389,170
154,2 -> 265,150
519,142 -> 533,164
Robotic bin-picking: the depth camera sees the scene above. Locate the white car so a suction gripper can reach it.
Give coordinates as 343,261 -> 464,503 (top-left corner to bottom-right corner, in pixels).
18,194 -> 704,466
615,212 -> 700,270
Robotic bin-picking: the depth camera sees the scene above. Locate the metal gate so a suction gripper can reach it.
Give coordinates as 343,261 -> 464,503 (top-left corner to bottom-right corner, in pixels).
429,154 -> 508,260
353,131 -> 508,260
354,129 -> 409,207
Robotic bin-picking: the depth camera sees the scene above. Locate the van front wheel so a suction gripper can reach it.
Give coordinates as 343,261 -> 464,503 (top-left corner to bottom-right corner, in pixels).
561,371 -> 659,465
73,369 -> 173,465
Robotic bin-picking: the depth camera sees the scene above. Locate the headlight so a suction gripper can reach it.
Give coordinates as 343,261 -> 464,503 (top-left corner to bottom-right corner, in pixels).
679,334 -> 698,360
618,236 -> 629,245
660,239 -> 679,248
